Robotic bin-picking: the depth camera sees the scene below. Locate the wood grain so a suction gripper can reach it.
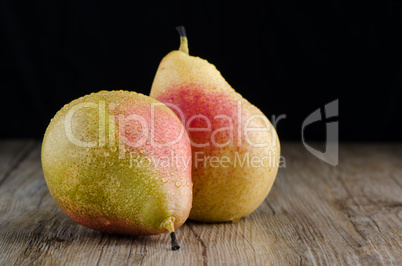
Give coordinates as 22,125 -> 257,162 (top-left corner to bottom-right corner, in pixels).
0,140 -> 401,265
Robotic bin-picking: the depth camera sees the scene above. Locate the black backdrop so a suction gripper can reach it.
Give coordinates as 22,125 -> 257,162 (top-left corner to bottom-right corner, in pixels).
1,1 -> 401,141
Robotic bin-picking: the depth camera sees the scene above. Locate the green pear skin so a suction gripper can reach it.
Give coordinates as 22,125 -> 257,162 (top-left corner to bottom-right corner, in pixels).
41,90 -> 192,249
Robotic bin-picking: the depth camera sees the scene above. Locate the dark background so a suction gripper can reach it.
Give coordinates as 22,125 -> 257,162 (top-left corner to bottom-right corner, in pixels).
1,1 -> 401,141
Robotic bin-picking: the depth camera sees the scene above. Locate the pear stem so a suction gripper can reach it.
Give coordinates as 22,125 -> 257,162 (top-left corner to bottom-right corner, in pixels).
170,232 -> 180,250
176,26 -> 189,54
161,217 -> 180,250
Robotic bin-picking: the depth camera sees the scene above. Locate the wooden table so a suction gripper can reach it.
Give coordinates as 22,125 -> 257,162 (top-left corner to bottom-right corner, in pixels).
1,140 -> 401,265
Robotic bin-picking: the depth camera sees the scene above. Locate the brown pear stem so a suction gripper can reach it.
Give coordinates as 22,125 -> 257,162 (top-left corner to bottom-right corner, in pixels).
176,26 -> 189,54
161,217 -> 180,250
170,232 -> 180,250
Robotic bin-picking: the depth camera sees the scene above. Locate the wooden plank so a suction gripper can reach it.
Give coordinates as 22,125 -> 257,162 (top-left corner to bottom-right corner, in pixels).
0,140 -> 401,265
0,139 -> 36,186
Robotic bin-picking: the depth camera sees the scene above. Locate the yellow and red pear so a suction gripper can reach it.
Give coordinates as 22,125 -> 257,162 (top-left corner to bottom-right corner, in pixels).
150,27 -> 280,222
41,90 -> 192,249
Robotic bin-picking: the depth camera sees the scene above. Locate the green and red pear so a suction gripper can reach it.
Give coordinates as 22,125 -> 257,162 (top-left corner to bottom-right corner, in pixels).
150,27 -> 280,222
41,90 -> 192,250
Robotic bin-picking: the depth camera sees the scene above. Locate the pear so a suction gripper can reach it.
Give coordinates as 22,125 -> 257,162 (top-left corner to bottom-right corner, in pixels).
41,90 -> 192,250
150,27 -> 280,222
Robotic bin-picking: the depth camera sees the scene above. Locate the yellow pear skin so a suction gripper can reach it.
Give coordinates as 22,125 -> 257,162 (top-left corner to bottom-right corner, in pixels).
150,27 -> 280,222
41,90 -> 192,249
